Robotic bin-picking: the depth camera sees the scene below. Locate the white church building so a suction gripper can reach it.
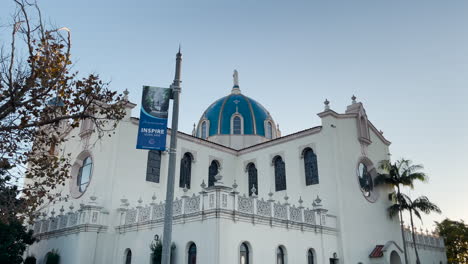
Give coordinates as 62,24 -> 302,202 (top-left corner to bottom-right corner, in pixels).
26,57 -> 446,264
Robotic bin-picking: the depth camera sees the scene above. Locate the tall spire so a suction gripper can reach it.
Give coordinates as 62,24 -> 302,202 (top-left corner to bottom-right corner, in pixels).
231,69 -> 241,94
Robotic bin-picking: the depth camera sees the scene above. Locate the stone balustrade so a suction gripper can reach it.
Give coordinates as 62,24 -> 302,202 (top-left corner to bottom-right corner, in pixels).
403,228 -> 445,251
116,184 -> 338,233
32,196 -> 108,238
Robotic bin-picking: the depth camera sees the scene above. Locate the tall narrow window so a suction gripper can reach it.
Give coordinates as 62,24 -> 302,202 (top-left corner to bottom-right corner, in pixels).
188,243 -> 197,264
77,157 -> 93,193
274,156 -> 286,191
308,249 -> 314,264
240,243 -> 250,264
247,163 -> 258,196
125,249 -> 132,264
208,160 -> 219,187
233,116 -> 242,134
266,122 -> 273,139
179,153 -> 193,189
201,121 -> 207,139
146,150 -> 161,183
276,246 -> 285,264
303,148 -> 319,185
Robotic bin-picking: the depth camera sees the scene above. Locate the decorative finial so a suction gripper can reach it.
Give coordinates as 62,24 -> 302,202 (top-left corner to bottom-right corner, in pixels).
178,44 -> 181,54
233,70 -> 239,87
352,95 -> 357,104
284,193 -> 289,205
51,208 -> 56,217
231,70 -> 241,94
200,180 -> 207,189
123,89 -> 129,101
60,206 -> 65,214
232,180 -> 238,190
69,203 -> 74,211
276,124 -> 281,137
314,195 -> 322,205
324,99 -> 330,111
192,123 -> 196,136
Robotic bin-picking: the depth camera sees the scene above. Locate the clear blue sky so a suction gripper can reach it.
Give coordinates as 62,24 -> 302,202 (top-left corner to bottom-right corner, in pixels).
2,0 -> 467,229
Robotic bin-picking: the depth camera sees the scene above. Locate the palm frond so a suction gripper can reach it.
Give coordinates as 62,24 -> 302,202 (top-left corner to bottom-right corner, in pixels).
374,173 -> 394,186
387,204 -> 401,219
412,196 -> 442,214
378,160 -> 392,171
413,208 -> 422,221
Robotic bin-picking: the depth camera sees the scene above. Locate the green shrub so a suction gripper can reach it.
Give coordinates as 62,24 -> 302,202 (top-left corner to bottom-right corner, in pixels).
45,250 -> 59,264
24,256 -> 36,264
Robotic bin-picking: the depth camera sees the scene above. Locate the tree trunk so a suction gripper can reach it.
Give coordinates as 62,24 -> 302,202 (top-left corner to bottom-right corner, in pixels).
409,209 -> 421,264
397,186 -> 409,264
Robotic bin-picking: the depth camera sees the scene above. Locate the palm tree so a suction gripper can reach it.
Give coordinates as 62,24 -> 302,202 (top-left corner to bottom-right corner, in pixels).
374,159 -> 427,264
389,193 -> 441,264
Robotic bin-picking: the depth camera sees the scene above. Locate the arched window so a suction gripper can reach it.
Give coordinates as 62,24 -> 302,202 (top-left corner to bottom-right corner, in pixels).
208,160 -> 219,187
276,246 -> 286,264
360,116 -> 369,139
247,163 -> 258,196
146,150 -> 161,183
307,249 -> 314,264
266,122 -> 273,139
240,243 -> 250,264
273,156 -> 286,192
188,243 -> 197,264
357,162 -> 373,197
201,121 -> 207,139
179,153 -> 193,189
233,116 -> 242,134
77,156 -> 93,193
125,249 -> 132,264
303,148 -> 319,185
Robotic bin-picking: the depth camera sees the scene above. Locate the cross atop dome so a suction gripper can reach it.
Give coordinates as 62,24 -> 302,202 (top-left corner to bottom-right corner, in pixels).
231,70 -> 241,94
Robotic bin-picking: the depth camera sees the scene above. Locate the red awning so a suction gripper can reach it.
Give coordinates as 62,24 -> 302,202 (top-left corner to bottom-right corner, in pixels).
369,245 -> 384,258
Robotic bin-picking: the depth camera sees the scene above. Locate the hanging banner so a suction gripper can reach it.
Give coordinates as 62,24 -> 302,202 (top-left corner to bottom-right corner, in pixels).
136,86 -> 172,150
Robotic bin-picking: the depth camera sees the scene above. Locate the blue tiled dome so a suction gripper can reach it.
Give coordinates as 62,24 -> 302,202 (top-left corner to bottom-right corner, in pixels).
197,93 -> 274,137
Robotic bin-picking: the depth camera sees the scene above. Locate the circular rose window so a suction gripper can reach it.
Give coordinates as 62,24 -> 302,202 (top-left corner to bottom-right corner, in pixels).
70,153 -> 93,198
357,162 -> 373,197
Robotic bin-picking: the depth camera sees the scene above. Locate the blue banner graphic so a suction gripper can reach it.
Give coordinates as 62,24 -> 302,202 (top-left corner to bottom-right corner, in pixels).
136,86 -> 171,150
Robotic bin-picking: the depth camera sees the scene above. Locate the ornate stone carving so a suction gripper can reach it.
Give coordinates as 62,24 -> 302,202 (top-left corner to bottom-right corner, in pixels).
59,215 -> 68,229
41,219 -> 50,233
173,199 -> 182,216
69,212 -> 78,226
274,202 -> 287,219
138,207 -> 151,222
33,222 -> 41,234
92,212 -> 99,223
304,209 -> 315,224
289,205 -> 302,222
256,199 -> 271,217
209,194 -> 215,208
185,195 -> 200,214
125,209 -> 137,224
49,217 -> 58,231
222,194 -> 228,208
238,195 -> 253,213
152,204 -> 165,220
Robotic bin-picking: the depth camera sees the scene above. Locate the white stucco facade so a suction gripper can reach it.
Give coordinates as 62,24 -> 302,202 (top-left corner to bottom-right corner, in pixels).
25,84 -> 446,264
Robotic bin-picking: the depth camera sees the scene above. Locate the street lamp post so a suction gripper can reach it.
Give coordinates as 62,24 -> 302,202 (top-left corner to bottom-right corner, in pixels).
161,48 -> 182,264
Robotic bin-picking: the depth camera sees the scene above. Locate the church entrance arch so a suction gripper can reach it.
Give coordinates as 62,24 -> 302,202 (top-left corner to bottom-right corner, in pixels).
389,250 -> 402,264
